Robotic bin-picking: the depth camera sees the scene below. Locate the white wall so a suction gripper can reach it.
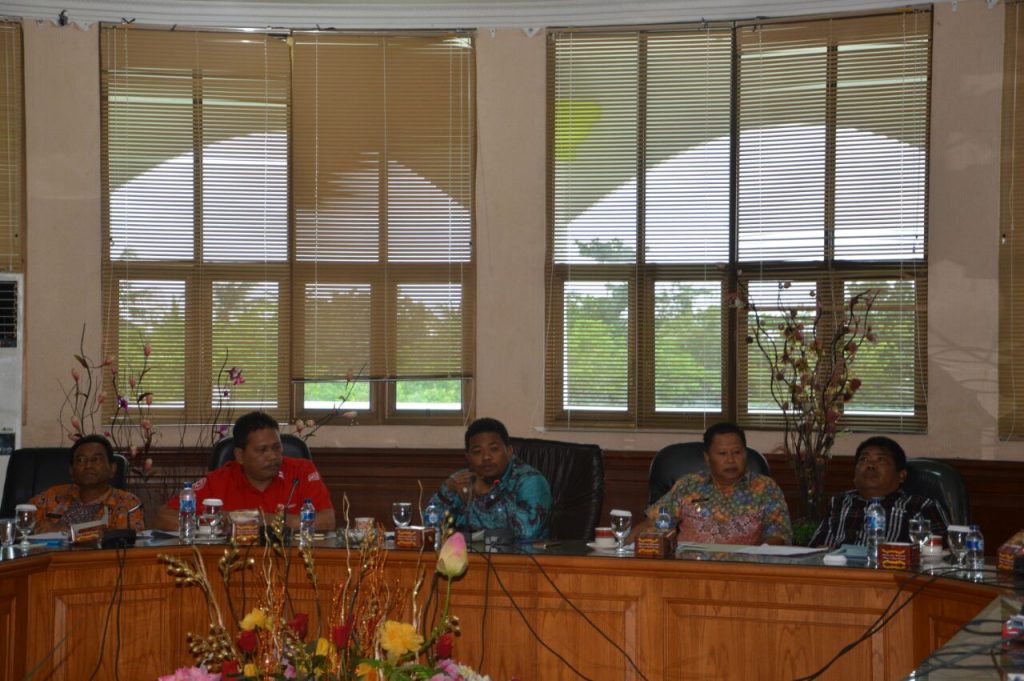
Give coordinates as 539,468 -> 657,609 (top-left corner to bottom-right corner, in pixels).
16,0 -> 1024,462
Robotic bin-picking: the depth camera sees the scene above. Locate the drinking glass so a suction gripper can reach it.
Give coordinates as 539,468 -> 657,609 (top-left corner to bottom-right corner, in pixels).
908,515 -> 931,552
14,504 -> 36,550
392,502 -> 412,529
610,510 -> 632,553
947,525 -> 969,568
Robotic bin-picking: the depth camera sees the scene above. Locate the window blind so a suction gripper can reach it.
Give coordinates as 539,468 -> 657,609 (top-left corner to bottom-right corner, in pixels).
737,12 -> 929,433
548,10 -> 929,432
101,26 -> 291,423
547,27 -> 732,428
291,32 -> 475,423
1000,2 -> 1024,438
0,21 -> 22,273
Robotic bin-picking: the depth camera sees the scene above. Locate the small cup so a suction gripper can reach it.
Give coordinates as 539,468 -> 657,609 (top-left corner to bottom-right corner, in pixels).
355,516 -> 375,532
0,518 -> 15,547
593,526 -> 616,548
921,534 -> 944,559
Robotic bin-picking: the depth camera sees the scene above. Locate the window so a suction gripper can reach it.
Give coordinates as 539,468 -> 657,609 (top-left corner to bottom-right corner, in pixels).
0,21 -> 22,272
101,27 -> 474,425
547,11 -> 929,431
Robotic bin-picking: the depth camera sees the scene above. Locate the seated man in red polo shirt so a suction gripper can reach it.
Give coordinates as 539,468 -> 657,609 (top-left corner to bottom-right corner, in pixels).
155,411 -> 335,531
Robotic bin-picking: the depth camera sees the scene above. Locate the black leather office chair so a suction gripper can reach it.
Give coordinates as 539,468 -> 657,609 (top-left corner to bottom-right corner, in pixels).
0,447 -> 129,517
903,458 -> 970,526
209,433 -> 312,470
647,441 -> 771,506
509,437 -> 604,542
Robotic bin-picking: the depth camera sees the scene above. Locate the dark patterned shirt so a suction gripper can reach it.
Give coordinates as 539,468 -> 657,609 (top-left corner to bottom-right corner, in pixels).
429,456 -> 552,541
808,488 -> 950,549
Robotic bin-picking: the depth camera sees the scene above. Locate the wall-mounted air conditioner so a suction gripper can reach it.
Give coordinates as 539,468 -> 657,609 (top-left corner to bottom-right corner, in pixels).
0,272 -> 21,455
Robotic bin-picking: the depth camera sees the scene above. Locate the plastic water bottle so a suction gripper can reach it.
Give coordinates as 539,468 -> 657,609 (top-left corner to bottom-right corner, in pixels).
655,506 -> 674,531
178,482 -> 197,544
863,497 -> 886,567
424,503 -> 443,550
966,524 -> 985,574
299,498 -> 316,548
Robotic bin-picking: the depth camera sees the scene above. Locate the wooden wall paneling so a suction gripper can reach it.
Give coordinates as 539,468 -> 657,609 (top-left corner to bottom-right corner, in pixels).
133,447 -> 1024,551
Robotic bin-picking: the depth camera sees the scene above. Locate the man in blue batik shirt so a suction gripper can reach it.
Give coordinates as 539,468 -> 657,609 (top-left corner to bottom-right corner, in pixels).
429,417 -> 552,541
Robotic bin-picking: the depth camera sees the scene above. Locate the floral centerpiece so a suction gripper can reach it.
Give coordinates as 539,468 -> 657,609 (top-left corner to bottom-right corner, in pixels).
157,511 -> 492,681
59,325 -> 250,474
741,281 -> 879,541
59,325 -> 157,478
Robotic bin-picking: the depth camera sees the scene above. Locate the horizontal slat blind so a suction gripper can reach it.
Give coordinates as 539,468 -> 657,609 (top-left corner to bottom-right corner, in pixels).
101,26 -> 291,422
738,12 -> 929,433
548,11 -> 929,432
1000,2 -> 1024,438
548,26 -> 734,428
291,33 -> 474,419
0,22 -> 22,272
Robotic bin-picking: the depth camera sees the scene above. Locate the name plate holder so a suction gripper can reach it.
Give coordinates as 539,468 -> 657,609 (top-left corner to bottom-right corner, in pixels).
395,526 -> 436,550
636,529 -> 677,558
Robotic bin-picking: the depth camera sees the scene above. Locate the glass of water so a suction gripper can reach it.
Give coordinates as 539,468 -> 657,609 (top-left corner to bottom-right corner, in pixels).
947,525 -> 970,568
610,509 -> 632,553
908,514 -> 931,552
392,502 -> 412,529
14,504 -> 37,550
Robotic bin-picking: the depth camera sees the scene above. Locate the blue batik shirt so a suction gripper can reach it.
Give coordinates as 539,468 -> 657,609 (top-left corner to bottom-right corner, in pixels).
429,456 -> 552,541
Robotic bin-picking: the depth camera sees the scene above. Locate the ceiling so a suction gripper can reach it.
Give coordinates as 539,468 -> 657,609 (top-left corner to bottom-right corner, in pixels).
0,0 -> 951,30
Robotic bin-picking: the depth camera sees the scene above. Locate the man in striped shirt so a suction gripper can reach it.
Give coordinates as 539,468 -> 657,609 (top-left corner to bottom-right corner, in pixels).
809,436 -> 949,548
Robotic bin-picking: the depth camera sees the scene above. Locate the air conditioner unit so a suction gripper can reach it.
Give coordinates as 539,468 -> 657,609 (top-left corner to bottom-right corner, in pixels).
0,272 -> 21,454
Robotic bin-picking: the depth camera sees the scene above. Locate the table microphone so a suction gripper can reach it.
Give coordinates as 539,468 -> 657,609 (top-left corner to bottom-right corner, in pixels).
275,477 -> 300,545
102,501 -> 141,548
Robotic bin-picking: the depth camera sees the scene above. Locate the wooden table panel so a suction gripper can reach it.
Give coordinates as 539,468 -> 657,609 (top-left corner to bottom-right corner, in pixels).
1,545 -> 1002,681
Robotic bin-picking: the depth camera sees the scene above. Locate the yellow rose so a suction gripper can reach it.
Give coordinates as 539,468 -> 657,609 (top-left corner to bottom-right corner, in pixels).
355,662 -> 379,680
315,637 -> 331,657
379,620 -> 424,658
243,663 -> 259,677
240,608 -> 267,631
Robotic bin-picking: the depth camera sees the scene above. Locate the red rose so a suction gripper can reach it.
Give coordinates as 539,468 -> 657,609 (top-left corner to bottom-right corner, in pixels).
221,660 -> 240,677
237,629 -> 258,653
288,612 -> 309,641
436,632 -> 454,659
332,616 -> 354,649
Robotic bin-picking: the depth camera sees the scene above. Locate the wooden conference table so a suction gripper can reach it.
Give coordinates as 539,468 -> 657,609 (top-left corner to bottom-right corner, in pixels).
0,538 -> 1011,681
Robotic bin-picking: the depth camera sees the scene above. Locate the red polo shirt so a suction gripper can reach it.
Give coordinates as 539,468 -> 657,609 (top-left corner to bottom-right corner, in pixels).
166,457 -> 333,514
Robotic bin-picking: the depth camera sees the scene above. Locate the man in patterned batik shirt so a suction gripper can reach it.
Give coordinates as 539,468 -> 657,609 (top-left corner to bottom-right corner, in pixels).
429,417 -> 552,541
30,434 -> 144,532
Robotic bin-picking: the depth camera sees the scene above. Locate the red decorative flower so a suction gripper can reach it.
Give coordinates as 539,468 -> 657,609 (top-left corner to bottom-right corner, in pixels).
332,616 -> 354,649
237,629 -> 258,653
288,612 -> 309,641
221,660 -> 240,677
436,632 -> 454,659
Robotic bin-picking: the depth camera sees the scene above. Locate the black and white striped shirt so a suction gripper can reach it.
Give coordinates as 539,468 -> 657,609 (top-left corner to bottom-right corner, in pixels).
808,489 -> 950,549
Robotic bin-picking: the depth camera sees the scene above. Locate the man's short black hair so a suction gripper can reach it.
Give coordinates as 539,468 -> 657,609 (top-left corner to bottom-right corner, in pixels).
69,433 -> 115,465
464,417 -> 510,450
233,411 -> 280,450
702,422 -> 747,450
854,436 -> 907,471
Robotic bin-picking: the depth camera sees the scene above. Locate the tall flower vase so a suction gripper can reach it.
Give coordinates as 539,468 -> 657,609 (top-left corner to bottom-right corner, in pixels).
788,446 -> 831,546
